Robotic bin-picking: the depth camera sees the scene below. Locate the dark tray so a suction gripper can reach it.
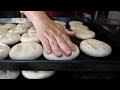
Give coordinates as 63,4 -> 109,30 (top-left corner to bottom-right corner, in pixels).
0,18 -> 120,71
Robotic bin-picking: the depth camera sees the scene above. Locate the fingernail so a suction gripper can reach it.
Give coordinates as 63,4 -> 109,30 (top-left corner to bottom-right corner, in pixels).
71,45 -> 76,51
56,52 -> 63,57
66,50 -> 72,56
47,50 -> 52,55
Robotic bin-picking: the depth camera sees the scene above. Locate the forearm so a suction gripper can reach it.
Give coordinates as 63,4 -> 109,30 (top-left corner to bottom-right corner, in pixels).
22,11 -> 51,26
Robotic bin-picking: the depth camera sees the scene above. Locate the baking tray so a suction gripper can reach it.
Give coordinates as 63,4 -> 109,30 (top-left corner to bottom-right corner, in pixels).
0,18 -> 120,71
94,18 -> 120,34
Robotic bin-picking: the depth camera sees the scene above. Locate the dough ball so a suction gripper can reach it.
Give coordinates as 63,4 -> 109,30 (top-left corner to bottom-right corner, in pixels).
69,21 -> 83,26
17,22 -> 33,29
8,26 -> 28,35
54,20 -> 66,29
0,28 -> 9,35
43,44 -> 80,60
0,43 -> 10,60
80,39 -> 112,57
0,70 -> 20,79
0,32 -> 21,45
9,42 -> 43,60
70,24 -> 89,31
21,71 -> 55,79
54,20 -> 67,26
28,27 -> 36,33
1,24 -> 16,29
21,32 -> 40,43
75,29 -> 95,40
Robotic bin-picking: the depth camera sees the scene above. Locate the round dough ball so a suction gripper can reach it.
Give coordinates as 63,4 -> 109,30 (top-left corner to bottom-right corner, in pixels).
43,44 -> 80,60
9,42 -> 43,60
80,25 -> 89,29
28,27 -> 36,33
80,39 -> 112,57
0,28 -> 9,35
54,20 -> 67,26
0,43 -> 10,60
69,21 -> 83,26
21,32 -> 40,43
70,25 -> 89,31
8,26 -> 28,35
17,22 -> 33,29
1,24 -> 16,29
0,32 -> 21,45
54,20 -> 66,29
21,71 -> 55,79
0,70 -> 20,79
75,29 -> 95,40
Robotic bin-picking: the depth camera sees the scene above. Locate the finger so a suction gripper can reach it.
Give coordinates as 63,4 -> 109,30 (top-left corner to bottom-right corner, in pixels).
61,33 -> 76,51
46,34 -> 63,57
64,29 -> 76,36
55,33 -> 72,56
37,35 -> 52,55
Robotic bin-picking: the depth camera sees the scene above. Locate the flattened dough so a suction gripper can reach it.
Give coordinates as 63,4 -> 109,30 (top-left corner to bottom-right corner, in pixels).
9,42 -> 43,60
80,39 -> 112,57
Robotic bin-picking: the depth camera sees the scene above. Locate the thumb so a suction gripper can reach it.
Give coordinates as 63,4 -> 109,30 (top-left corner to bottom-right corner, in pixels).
64,29 -> 76,36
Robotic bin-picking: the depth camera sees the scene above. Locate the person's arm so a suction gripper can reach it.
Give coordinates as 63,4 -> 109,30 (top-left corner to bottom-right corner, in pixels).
22,11 -> 76,57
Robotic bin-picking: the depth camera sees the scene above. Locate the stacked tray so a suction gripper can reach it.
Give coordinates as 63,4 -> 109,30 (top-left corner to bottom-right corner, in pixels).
0,18 -> 120,71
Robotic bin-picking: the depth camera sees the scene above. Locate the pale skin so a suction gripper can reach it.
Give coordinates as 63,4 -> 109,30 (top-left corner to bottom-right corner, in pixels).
22,11 -> 76,57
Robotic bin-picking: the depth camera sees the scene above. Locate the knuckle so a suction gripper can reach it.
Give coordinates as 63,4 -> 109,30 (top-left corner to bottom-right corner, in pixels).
51,41 -> 56,45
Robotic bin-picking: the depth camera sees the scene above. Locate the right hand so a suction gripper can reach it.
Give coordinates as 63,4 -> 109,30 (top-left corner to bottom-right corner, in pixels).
34,19 -> 76,57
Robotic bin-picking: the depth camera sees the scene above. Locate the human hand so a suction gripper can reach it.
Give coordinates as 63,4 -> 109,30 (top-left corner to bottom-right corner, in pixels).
34,20 -> 76,57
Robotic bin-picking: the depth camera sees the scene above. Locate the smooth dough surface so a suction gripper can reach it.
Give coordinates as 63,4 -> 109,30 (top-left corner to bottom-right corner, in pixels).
0,24 -> 16,30
9,42 -> 43,60
0,28 -> 9,35
70,25 -> 89,31
21,32 -> 40,43
0,43 -> 10,60
54,20 -> 66,29
69,21 -> 83,26
54,20 -> 67,26
75,29 -> 95,40
17,22 -> 33,29
0,70 -> 20,79
0,32 -> 21,45
21,71 -> 55,79
80,39 -> 112,57
28,27 -> 36,33
43,44 -> 80,60
8,26 -> 28,35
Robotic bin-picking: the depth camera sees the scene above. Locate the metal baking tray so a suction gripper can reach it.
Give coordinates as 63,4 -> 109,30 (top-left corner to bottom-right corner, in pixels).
0,18 -> 120,71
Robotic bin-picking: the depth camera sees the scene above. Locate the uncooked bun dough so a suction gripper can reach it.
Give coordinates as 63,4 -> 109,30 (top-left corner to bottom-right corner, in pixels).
75,29 -> 95,40
1,24 -> 16,29
0,70 -> 20,79
54,20 -> 66,29
80,39 -> 112,57
54,20 -> 67,26
69,21 -> 83,26
0,32 -> 21,45
9,42 -> 43,60
43,44 -> 80,60
0,43 -> 10,60
21,32 -> 40,43
0,28 -> 9,35
21,71 -> 55,79
28,27 -> 36,33
70,25 -> 89,31
8,26 -> 28,35
17,22 -> 33,29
